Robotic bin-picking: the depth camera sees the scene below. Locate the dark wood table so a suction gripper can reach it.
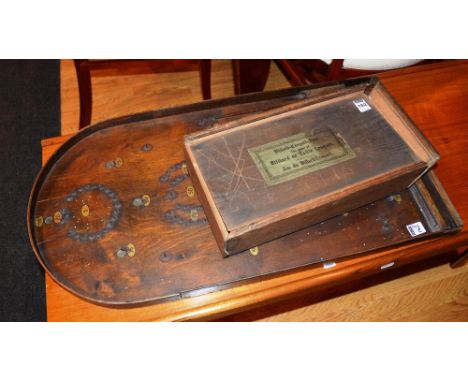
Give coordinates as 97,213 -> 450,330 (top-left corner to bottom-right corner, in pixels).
42,60 -> 468,321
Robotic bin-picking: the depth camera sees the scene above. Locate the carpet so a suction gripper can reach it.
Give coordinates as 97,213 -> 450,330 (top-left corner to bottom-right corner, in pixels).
0,60 -> 61,321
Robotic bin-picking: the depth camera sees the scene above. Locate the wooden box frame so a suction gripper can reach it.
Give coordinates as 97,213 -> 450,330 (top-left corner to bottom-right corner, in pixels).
184,79 -> 439,256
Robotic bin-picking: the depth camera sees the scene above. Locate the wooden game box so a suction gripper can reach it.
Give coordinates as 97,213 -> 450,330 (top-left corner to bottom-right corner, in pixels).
184,79 -> 440,256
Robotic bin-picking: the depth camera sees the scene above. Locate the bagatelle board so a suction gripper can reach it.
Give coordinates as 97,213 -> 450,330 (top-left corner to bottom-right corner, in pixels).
28,77 -> 462,306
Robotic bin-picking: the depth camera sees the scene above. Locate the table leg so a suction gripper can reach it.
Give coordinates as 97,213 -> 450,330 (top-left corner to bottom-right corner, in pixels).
450,248 -> 468,268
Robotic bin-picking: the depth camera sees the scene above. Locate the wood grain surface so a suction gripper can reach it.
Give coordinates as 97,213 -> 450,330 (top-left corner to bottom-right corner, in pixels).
30,79 -> 460,306
48,59 -> 468,321
185,81 -> 437,255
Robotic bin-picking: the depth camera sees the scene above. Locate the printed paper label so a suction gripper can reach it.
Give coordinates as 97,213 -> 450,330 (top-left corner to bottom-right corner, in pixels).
248,128 -> 356,186
406,221 -> 426,237
353,98 -> 372,112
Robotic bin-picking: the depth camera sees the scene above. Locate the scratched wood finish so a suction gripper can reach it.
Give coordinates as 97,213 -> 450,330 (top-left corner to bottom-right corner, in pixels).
185,80 -> 439,255
29,77 -> 462,306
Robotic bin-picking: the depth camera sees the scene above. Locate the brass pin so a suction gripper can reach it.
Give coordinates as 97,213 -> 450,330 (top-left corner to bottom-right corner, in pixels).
35,216 -> 44,227
142,194 -> 151,206
186,185 -> 195,198
394,194 -> 402,203
249,247 -> 259,256
81,204 -> 90,217
114,157 -> 123,167
182,163 -> 189,175
190,209 -> 198,221
127,243 -> 136,257
53,211 -> 62,224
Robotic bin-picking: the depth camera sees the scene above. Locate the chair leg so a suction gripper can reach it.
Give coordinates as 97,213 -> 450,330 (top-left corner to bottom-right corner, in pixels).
450,248 -> 468,268
274,59 -> 308,86
199,59 -> 211,100
326,59 -> 345,81
74,59 -> 92,129
231,59 -> 271,95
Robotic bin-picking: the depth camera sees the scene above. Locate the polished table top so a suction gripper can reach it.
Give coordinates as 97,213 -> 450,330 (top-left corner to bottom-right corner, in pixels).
42,60 -> 468,321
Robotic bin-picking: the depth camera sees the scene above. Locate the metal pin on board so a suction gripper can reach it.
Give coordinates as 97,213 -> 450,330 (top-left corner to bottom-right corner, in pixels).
114,157 -> 123,167
53,211 -> 62,224
133,198 -> 143,207
35,216 -> 44,227
81,204 -> 90,217
249,247 -> 259,256
115,243 -> 136,258
187,186 -> 195,198
141,143 -> 153,152
190,209 -> 198,221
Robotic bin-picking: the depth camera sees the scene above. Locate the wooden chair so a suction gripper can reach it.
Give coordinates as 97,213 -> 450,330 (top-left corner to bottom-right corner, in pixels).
231,59 -> 271,95
275,59 -> 439,86
74,59 -> 211,129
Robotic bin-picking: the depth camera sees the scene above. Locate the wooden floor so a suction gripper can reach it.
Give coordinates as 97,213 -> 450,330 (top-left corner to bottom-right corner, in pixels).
60,59 -> 468,321
60,59 -> 291,135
